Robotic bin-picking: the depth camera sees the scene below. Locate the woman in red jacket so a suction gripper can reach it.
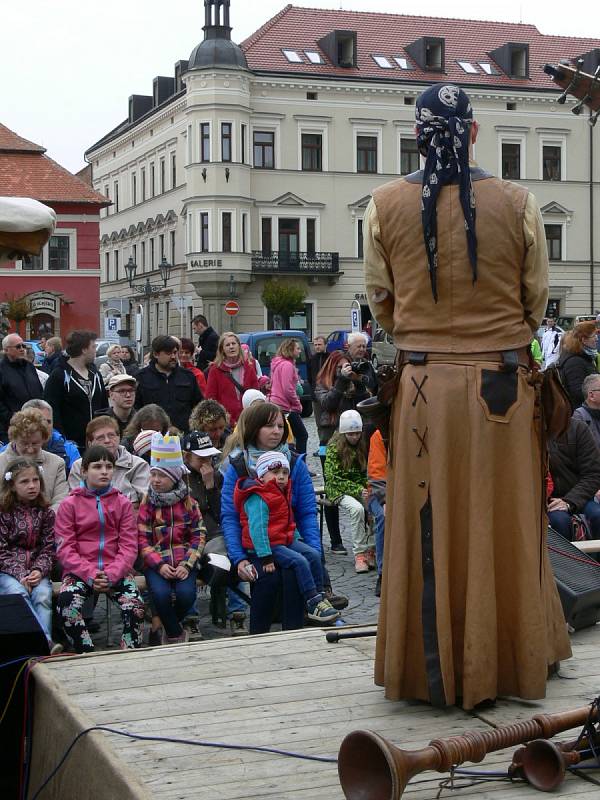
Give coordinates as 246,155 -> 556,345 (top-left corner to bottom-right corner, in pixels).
206,332 -> 259,424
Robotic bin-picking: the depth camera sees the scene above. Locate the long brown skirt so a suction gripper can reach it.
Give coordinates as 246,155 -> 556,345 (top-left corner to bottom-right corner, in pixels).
374,358 -> 572,710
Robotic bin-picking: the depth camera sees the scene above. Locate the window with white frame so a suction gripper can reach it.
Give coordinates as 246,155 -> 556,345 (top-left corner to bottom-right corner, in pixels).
357,217 -> 364,259
240,124 -> 247,164
241,212 -> 248,253
355,131 -> 381,174
544,223 -> 564,260
538,133 -> 567,181
221,211 -> 233,252
105,252 -> 110,282
497,131 -> 527,180
49,231 -> 76,270
398,131 -> 420,175
297,121 -> 329,171
170,230 -> 176,262
200,212 -> 210,252
159,158 -> 165,193
253,130 -> 275,169
171,151 -> 177,187
221,122 -> 233,162
113,181 -> 119,213
131,172 -> 137,206
200,122 -> 211,162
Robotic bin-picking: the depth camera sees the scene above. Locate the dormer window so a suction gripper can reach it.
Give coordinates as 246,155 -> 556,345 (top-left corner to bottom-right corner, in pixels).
372,55 -> 393,69
405,36 -> 445,73
488,43 -> 529,79
318,30 -> 358,68
283,49 -> 303,63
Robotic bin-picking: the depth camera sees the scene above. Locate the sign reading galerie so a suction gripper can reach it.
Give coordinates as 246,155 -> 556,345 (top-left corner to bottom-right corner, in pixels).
188,258 -> 223,269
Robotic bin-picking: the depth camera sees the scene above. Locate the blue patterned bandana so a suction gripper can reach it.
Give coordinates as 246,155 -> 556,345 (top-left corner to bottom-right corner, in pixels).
415,83 -> 476,302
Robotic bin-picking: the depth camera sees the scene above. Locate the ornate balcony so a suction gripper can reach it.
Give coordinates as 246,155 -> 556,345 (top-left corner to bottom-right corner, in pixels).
251,250 -> 340,274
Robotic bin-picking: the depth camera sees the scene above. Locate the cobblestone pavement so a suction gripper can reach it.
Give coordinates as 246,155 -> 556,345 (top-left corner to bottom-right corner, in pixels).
89,415 -> 379,649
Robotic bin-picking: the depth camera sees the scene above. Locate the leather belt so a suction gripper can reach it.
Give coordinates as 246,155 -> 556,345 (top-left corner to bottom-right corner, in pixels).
397,347 -> 530,371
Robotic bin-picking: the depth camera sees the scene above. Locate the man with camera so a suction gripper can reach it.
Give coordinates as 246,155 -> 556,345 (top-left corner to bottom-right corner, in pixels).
346,332 -> 378,400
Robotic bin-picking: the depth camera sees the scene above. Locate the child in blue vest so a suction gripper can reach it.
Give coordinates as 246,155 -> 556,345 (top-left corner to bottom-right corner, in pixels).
233,451 -> 339,624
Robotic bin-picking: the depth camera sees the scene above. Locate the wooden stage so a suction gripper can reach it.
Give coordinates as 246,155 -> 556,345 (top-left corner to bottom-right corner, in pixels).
28,624 -> 600,800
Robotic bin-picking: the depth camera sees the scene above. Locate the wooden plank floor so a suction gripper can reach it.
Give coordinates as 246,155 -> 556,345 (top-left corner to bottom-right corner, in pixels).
30,624 -> 600,800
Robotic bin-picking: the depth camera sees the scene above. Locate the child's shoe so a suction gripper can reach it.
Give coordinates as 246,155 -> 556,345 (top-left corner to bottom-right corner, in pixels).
354,553 -> 369,573
306,594 -> 340,624
365,548 -> 377,570
49,641 -> 64,656
148,627 -> 163,647
166,629 -> 190,645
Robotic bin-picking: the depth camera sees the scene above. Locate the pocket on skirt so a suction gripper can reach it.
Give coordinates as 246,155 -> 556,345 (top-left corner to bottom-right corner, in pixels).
476,365 -> 523,423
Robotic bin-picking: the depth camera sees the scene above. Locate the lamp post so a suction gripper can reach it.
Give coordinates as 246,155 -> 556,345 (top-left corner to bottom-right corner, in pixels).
125,256 -> 173,354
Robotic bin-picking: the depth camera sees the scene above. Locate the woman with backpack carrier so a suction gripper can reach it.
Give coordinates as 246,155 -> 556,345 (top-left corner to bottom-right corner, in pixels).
205,333 -> 259,425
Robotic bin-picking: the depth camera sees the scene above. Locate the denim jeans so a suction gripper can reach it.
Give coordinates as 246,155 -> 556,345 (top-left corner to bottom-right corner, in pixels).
270,540 -> 324,599
0,572 -> 53,641
368,495 -> 385,575
548,499 -> 600,540
145,567 -> 198,638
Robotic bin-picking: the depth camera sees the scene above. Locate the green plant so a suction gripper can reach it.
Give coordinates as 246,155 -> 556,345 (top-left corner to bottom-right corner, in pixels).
261,280 -> 306,318
3,295 -> 30,337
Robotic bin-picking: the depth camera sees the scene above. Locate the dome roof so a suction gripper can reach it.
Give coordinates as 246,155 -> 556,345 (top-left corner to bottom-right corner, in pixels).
188,35 -> 248,71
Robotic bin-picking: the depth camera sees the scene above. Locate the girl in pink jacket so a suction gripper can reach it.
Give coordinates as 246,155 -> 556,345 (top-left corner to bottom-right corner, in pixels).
55,445 -> 144,653
268,339 -> 308,454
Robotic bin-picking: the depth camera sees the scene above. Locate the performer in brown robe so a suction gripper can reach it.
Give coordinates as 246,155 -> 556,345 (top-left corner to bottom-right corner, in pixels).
363,83 -> 571,710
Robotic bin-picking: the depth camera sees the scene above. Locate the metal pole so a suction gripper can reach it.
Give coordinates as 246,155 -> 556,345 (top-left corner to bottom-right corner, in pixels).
146,294 -> 151,355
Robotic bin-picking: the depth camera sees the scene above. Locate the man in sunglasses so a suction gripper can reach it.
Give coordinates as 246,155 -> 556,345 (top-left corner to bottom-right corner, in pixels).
0,333 -> 43,442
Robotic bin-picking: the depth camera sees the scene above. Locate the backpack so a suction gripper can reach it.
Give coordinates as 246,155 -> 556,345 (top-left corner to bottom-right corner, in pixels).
541,362 -> 573,437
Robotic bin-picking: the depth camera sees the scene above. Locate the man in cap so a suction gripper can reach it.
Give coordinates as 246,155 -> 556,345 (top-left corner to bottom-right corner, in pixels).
95,374 -> 137,436
364,83 -> 570,709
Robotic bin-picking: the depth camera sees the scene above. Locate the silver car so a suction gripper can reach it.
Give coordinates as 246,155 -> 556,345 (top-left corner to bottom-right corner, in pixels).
371,328 -> 397,369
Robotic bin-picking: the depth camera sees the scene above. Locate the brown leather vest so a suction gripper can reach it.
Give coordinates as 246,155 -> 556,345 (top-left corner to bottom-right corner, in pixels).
372,173 -> 532,353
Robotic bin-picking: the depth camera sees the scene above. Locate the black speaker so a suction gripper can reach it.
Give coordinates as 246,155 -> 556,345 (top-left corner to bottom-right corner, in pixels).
0,593 -> 49,660
547,527 -> 600,630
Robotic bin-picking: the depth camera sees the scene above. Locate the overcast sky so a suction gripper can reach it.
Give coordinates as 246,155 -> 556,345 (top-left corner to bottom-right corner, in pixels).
2,0 -> 598,174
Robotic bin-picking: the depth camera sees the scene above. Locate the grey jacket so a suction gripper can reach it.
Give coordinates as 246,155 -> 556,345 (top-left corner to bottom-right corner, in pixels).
69,445 -> 150,505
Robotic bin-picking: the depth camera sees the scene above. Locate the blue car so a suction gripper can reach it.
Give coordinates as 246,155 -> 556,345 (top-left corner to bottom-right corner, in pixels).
23,340 -> 45,366
237,330 -> 312,417
325,329 -> 372,354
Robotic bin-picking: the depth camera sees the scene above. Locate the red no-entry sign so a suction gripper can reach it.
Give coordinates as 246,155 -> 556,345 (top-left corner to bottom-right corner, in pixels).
224,300 -> 240,316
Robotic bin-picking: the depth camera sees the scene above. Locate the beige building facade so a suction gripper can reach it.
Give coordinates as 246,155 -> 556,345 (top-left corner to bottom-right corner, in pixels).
87,1 -> 600,346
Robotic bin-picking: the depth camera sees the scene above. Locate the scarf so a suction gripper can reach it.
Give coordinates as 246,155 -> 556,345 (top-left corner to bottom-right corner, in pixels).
246,443 -> 291,476
147,478 -> 189,508
415,83 -> 476,302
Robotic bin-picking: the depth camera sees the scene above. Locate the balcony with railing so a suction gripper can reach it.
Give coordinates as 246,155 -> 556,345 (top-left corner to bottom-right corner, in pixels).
251,250 -> 340,274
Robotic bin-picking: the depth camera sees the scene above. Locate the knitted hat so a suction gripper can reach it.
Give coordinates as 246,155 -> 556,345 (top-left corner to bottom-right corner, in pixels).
242,389 -> 265,409
339,409 -> 363,434
150,432 -> 188,481
255,451 -> 290,479
132,429 -> 154,457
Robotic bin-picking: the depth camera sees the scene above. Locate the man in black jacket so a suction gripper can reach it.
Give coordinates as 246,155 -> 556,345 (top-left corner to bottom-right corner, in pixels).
192,314 -> 219,373
44,330 -> 108,453
548,416 -> 600,539
0,334 -> 43,441
135,335 -> 203,432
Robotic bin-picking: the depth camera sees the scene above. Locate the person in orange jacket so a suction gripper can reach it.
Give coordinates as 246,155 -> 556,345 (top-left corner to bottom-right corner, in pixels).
367,428 -> 387,597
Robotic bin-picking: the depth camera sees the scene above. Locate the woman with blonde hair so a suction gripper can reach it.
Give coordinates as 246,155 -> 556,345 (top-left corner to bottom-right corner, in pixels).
99,344 -> 126,383
205,332 -> 259,425
268,338 -> 307,454
0,408 -> 68,511
557,321 -> 599,408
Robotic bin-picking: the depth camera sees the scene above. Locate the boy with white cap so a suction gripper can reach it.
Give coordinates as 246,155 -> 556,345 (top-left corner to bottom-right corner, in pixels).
234,451 -> 339,623
138,433 -> 206,644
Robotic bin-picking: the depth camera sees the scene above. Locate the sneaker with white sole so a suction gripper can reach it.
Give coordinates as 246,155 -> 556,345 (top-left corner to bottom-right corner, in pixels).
354,553 -> 369,573
306,594 -> 340,624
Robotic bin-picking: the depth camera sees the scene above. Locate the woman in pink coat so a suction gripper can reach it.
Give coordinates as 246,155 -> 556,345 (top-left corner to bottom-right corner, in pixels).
268,339 -> 308,454
55,444 -> 145,652
205,332 -> 259,425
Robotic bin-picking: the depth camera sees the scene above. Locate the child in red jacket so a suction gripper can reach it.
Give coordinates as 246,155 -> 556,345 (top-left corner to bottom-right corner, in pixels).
55,445 -> 144,653
233,451 -> 339,623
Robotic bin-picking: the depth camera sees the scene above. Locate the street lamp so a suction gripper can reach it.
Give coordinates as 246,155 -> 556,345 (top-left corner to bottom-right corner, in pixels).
126,256 -> 173,353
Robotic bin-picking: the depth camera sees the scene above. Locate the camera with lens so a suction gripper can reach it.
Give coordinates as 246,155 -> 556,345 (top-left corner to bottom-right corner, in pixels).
350,361 -> 363,372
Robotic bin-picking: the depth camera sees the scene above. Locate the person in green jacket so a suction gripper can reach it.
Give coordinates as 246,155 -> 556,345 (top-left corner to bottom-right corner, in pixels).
531,337 -> 543,366
324,410 -> 373,574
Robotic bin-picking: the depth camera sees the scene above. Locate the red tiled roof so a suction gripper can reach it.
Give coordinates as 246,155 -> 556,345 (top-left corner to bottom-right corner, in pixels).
241,5 -> 600,90
0,122 -> 46,153
0,125 -> 109,206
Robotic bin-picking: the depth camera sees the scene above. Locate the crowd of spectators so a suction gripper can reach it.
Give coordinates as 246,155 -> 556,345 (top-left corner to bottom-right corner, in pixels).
0,326 -> 382,653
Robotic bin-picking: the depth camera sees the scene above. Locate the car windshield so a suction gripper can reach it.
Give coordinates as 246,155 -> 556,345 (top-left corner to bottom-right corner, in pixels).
256,337 -> 306,368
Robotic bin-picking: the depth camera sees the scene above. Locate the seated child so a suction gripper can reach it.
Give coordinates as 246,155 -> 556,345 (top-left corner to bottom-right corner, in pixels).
367,428 -> 387,597
324,410 -> 373,574
234,451 -> 339,624
55,445 -> 144,653
183,431 -> 227,627
0,458 -> 59,653
138,433 -> 206,645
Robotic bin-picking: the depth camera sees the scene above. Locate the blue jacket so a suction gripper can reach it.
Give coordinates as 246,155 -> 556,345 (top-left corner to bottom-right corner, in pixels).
221,450 -> 320,565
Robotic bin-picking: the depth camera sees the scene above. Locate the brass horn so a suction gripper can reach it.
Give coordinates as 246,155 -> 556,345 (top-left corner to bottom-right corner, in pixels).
338,704 -> 598,800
